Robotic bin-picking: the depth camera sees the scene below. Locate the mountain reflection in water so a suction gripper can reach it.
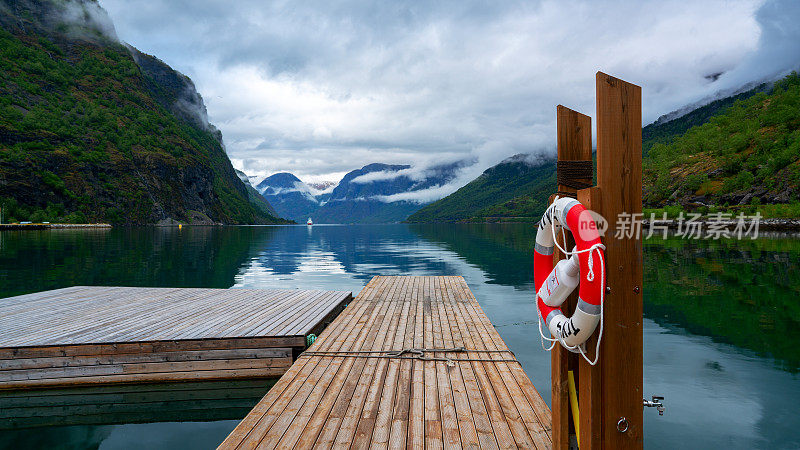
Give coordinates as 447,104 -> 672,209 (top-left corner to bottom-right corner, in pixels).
0,225 -> 798,449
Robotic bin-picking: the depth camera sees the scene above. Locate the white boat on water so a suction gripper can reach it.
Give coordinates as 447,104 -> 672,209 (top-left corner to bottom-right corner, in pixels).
306,217 -> 313,225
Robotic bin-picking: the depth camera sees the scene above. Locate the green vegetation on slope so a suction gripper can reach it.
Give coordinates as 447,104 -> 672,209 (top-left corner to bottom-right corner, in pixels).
645,72 -> 800,209
406,158 -> 555,222
244,183 -> 282,220
0,3 -> 283,224
642,82 -> 770,155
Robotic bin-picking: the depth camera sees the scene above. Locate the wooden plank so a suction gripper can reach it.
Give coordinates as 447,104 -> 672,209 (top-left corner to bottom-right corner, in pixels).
0,347 -> 291,371
0,356 -> 292,382
0,380 -> 274,409
0,287 -> 350,347
458,285 -> 549,449
332,278 -> 403,448
595,72 -> 644,449
0,336 -> 306,360
219,284 -> 373,448
301,277 -> 394,448
434,277 -> 479,449
449,280 -> 519,449
219,276 -> 551,449
284,282 -> 397,448
431,277 -> 462,449
260,280 -> 390,448
366,276 -> 410,448
0,367 -> 290,389
441,278 -> 498,450
406,277 -> 426,448
0,287 -> 351,389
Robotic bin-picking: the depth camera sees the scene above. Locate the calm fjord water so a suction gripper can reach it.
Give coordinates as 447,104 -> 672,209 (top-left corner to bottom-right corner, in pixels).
0,224 -> 798,449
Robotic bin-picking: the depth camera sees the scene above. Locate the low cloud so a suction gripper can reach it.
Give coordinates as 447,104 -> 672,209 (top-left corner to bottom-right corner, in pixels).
370,161 -> 487,204
260,182 -> 319,203
372,184 -> 461,204
306,182 -> 337,196
350,166 -> 443,184
60,0 -> 118,41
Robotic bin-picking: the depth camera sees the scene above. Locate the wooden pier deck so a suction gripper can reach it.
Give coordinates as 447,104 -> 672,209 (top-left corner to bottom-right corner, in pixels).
220,276 -> 552,449
0,286 -> 351,389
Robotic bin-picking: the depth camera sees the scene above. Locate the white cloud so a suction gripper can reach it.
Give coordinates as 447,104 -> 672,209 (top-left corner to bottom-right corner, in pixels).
59,0 -> 119,41
372,184 -> 461,204
101,0 -> 799,198
350,166 -> 443,184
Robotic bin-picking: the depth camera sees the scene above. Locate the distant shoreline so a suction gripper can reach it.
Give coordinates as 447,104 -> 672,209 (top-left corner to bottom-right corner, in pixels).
0,223 -> 112,230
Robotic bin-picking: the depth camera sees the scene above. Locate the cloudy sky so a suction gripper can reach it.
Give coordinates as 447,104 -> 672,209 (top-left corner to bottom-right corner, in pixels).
100,0 -> 800,186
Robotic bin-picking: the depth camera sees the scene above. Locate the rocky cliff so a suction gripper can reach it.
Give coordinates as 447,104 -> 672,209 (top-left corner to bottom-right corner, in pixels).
0,0 -> 284,224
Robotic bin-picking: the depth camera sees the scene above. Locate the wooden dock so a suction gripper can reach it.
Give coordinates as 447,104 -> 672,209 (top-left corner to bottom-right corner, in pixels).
0,286 -> 351,389
220,276 -> 552,449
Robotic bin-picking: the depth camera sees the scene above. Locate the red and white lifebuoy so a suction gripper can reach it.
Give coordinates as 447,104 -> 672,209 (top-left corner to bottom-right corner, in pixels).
535,197 -> 606,351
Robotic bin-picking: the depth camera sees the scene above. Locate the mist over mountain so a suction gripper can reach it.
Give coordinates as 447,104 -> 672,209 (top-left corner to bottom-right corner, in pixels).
407,155 -> 556,223
253,161 -> 466,223
256,172 -> 319,223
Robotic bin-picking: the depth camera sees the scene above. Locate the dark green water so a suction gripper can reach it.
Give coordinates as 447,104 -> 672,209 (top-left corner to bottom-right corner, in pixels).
0,225 -> 798,449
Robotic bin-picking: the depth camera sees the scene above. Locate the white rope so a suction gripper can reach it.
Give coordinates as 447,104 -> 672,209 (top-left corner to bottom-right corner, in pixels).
536,196 -> 606,366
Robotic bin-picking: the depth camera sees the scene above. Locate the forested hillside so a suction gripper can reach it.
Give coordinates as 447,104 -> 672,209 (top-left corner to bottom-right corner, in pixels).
642,82 -> 770,155
644,72 -> 800,212
0,0 -> 284,224
406,155 -> 555,223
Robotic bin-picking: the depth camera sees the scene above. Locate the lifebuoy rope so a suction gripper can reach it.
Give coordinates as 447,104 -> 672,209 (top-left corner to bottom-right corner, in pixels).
536,196 -> 606,366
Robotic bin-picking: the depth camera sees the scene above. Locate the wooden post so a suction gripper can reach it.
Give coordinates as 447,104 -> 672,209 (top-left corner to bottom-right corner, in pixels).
551,105 -> 592,450
589,72 -> 644,448
551,73 -> 642,449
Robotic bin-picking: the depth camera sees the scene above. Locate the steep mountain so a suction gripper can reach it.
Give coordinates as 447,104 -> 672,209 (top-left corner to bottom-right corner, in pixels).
0,0 -> 284,224
235,169 -> 279,218
406,155 -> 556,223
256,172 -> 319,222
642,81 -> 771,155
644,71 -> 800,210
313,162 -> 463,223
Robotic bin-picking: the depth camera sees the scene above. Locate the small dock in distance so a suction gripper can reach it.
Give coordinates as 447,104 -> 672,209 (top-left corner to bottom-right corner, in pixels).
221,276 -> 552,449
0,286 -> 351,389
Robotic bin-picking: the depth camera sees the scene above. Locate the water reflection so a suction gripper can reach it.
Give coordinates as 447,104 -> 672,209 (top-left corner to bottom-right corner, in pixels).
1,225 -> 799,449
0,380 -> 273,450
0,227 -> 275,297
644,319 -> 800,449
644,236 -> 800,372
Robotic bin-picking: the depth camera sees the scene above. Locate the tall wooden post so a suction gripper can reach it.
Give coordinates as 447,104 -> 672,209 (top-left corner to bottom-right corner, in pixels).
593,71 -> 643,448
551,73 -> 642,449
551,105 -> 592,449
